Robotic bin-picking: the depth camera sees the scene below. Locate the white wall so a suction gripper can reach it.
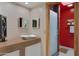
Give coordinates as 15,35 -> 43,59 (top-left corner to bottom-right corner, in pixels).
0,2 -> 30,39
28,4 -> 46,55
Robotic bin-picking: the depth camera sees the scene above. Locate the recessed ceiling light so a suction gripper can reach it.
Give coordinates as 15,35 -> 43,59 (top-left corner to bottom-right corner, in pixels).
25,2 -> 29,4
67,4 -> 73,7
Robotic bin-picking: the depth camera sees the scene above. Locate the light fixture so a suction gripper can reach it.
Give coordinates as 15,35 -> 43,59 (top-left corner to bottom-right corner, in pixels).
67,4 -> 73,7
61,2 -> 74,6
25,2 -> 29,4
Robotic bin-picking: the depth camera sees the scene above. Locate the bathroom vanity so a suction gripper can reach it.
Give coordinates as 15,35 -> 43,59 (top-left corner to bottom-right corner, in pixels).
0,37 -> 41,56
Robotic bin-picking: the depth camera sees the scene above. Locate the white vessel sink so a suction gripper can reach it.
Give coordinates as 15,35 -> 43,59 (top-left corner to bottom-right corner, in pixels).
20,34 -> 37,40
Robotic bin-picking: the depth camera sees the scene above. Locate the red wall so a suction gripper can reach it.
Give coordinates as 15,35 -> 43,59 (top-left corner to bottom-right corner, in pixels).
60,8 -> 74,48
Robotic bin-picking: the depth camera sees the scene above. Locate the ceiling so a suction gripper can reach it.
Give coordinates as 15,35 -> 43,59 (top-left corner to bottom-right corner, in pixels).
13,2 -> 44,9
12,2 -> 74,10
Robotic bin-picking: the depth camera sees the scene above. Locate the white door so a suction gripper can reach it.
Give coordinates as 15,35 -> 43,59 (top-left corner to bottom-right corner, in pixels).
50,9 -> 58,56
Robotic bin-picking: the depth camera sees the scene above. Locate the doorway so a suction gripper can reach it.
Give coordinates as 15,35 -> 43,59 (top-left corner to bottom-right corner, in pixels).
59,3 -> 74,56
45,2 -> 79,56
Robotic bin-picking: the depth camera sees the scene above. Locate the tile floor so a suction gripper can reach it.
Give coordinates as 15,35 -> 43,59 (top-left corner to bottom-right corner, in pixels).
59,46 -> 74,56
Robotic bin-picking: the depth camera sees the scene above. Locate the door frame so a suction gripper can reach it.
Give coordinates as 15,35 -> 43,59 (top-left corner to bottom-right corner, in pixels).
45,2 -> 79,56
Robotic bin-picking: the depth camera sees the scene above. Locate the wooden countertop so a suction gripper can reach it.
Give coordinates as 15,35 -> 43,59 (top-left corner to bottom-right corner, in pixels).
0,37 -> 41,55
